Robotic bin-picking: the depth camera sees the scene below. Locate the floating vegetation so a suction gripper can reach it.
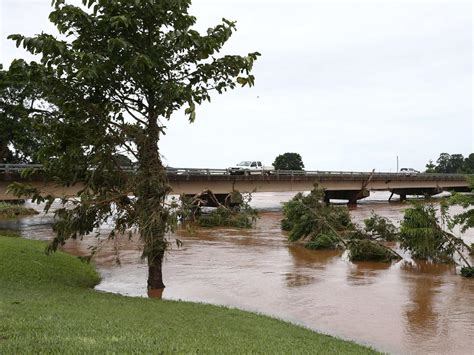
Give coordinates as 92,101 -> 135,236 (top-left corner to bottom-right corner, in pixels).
197,206 -> 257,228
347,239 -> 401,262
180,189 -> 257,229
305,233 -> 340,250
281,185 -> 398,262
281,187 -> 353,242
0,202 -> 39,219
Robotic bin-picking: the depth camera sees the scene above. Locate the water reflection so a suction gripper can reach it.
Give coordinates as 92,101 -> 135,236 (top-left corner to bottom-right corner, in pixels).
403,263 -> 451,326
346,261 -> 393,286
285,246 -> 340,288
399,261 -> 457,353
287,245 -> 340,268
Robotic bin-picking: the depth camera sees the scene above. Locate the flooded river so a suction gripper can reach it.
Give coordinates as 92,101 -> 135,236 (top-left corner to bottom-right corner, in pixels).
2,192 -> 474,354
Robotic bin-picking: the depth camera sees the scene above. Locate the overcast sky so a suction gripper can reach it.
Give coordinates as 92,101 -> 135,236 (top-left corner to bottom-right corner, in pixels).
1,0 -> 472,171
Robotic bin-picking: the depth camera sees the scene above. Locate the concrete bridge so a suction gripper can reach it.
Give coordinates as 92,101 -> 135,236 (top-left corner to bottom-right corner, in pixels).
0,165 -> 471,204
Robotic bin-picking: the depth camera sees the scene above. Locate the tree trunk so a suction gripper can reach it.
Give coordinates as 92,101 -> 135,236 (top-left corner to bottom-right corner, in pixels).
135,113 -> 170,299
0,140 -> 11,163
147,250 -> 165,298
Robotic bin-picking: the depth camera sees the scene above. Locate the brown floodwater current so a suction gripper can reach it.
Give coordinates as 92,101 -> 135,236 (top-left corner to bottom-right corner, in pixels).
2,192 -> 474,354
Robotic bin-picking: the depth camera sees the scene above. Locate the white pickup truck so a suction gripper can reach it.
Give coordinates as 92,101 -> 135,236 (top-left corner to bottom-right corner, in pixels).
227,161 -> 274,175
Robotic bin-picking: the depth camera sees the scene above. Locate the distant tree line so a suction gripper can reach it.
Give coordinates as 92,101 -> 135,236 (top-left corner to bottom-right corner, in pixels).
425,153 -> 474,174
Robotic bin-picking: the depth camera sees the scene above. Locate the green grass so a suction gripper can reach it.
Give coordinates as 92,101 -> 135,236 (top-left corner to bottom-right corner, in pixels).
0,202 -> 39,218
0,235 -> 378,354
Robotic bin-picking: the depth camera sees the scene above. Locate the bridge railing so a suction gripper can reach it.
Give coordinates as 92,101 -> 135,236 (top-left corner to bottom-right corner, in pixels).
0,164 -> 470,180
0,164 -> 44,172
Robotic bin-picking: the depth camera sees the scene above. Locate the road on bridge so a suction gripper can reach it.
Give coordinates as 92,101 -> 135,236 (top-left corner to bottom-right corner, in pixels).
0,164 -> 471,204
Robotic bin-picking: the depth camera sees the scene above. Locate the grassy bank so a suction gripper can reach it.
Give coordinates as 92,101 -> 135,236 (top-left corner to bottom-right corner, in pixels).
0,235 -> 378,354
0,202 -> 38,218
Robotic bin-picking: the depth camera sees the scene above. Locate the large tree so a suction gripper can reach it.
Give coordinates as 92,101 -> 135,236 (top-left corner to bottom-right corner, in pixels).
448,154 -> 465,173
9,0 -> 259,296
273,152 -> 305,171
435,153 -> 452,173
463,153 -> 474,174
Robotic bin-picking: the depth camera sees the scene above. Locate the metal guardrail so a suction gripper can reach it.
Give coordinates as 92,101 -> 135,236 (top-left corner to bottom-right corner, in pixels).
0,164 -> 43,172
0,164 -> 470,180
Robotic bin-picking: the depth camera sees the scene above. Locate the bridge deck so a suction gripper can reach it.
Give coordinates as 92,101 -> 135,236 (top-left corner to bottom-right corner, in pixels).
0,165 -> 471,200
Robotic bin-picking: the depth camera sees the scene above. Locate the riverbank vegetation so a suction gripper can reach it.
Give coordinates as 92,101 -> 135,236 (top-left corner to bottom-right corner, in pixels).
0,202 -> 38,218
282,185 -> 473,277
0,235 -> 378,354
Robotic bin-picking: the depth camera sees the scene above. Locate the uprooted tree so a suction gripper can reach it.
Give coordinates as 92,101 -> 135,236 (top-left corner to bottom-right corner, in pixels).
400,202 -> 473,276
179,189 -> 258,228
281,185 -> 401,262
441,177 -> 474,276
7,0 -> 259,297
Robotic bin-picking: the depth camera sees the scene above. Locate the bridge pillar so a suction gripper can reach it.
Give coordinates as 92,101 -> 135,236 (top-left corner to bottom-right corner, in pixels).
324,189 -> 370,205
392,188 -> 440,202
323,192 -> 330,204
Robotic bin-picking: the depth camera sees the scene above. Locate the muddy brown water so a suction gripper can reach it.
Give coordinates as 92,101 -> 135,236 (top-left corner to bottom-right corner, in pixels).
1,192 -> 474,354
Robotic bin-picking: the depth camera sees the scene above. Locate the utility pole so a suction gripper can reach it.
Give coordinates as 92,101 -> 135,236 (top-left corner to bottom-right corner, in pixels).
396,156 -> 399,172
